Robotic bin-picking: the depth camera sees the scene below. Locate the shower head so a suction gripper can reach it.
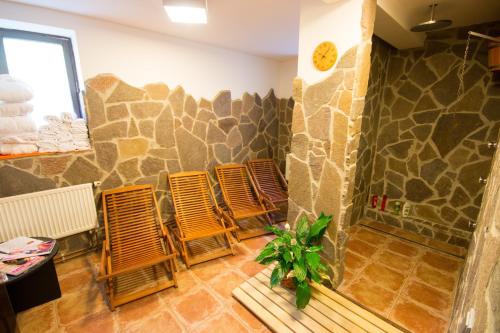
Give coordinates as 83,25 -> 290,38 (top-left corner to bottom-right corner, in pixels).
410,3 -> 452,33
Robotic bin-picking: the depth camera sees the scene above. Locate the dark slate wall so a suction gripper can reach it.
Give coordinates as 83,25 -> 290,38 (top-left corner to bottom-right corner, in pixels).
364,21 -> 500,248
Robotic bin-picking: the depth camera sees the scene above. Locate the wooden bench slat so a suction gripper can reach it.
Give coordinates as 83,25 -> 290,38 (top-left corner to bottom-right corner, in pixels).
233,287 -> 294,333
238,282 -> 313,333
246,277 -> 333,333
254,272 -> 358,333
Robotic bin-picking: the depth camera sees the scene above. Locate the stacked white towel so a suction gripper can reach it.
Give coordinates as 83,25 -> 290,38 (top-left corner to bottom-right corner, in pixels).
38,113 -> 90,152
0,75 -> 38,154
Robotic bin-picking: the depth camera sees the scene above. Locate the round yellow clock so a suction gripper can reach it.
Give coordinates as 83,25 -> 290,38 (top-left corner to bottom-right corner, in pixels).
312,41 -> 338,71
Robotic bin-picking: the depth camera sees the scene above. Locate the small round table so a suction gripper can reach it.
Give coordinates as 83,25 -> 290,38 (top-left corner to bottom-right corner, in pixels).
4,237 -> 61,313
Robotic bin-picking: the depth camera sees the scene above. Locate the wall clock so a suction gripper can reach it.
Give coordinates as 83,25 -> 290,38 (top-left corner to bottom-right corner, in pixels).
312,41 -> 338,71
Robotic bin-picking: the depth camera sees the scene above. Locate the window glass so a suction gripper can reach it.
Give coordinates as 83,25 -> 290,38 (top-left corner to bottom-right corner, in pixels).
3,37 -> 76,125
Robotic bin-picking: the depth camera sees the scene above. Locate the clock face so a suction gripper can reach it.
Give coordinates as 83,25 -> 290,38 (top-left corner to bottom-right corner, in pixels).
313,41 -> 338,71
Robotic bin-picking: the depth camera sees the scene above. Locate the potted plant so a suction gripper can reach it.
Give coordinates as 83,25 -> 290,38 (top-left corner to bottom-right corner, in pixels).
255,212 -> 333,309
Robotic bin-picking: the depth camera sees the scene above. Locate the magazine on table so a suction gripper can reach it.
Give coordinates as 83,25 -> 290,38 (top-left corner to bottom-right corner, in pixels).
0,236 -> 55,261
0,256 -> 45,276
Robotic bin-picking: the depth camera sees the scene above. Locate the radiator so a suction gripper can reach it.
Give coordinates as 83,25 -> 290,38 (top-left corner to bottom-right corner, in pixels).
0,183 -> 98,242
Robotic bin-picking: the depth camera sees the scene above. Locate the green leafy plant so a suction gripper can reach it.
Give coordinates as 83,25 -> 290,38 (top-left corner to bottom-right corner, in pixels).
255,212 -> 333,309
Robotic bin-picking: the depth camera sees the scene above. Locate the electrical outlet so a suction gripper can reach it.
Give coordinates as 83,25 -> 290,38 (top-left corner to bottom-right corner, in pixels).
93,181 -> 102,187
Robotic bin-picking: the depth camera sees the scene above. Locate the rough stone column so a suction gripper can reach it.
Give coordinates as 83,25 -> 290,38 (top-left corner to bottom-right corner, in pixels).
287,0 -> 376,287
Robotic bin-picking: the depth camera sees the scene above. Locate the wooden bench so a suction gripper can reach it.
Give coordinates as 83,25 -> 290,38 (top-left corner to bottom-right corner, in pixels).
233,268 -> 406,333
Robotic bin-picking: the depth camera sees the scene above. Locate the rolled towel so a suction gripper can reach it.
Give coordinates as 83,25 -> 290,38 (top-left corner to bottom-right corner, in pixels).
0,132 -> 38,144
0,102 -> 34,117
58,142 -> 76,152
14,116 -> 37,133
70,128 -> 88,135
0,143 -> 38,155
0,117 -> 17,135
72,133 -> 89,140
61,112 -> 74,123
0,75 -> 34,103
72,119 -> 86,126
55,132 -> 72,143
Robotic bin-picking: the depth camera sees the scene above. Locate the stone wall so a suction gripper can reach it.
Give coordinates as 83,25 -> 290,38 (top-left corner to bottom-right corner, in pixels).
349,36 -> 391,225
449,130 -> 500,333
0,74 -> 294,253
364,22 -> 500,248
287,0 -> 376,286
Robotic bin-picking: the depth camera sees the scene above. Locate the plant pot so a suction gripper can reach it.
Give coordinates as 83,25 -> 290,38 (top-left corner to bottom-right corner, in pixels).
280,276 -> 296,290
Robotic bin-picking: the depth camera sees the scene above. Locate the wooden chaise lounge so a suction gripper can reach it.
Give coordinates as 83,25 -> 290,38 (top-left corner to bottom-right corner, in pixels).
97,185 -> 178,310
168,171 -> 237,267
247,159 -> 288,221
215,164 -> 278,241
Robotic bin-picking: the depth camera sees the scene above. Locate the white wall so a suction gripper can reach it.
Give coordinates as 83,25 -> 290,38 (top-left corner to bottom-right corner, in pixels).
276,57 -> 298,98
0,0 -> 292,100
298,0 -> 363,84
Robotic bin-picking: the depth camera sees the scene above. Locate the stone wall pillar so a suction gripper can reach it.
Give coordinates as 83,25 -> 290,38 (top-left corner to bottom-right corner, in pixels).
287,0 -> 376,287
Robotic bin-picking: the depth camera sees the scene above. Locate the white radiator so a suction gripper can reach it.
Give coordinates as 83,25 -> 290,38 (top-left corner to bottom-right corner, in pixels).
0,183 -> 98,242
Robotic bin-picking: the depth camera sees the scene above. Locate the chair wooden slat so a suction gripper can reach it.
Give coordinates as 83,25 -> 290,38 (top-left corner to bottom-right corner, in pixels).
168,171 -> 236,267
215,164 -> 278,241
97,184 -> 178,310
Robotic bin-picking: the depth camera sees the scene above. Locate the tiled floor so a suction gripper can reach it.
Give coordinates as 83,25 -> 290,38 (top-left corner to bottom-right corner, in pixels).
16,225 -> 464,333
16,236 -> 274,333
338,224 -> 464,333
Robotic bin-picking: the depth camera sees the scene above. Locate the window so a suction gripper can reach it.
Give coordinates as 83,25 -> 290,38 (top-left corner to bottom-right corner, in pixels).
0,28 -> 82,124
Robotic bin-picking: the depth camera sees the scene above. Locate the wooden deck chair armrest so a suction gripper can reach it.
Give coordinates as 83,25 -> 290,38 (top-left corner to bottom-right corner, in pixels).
96,254 -> 176,282
163,232 -> 179,256
218,208 -> 238,230
258,191 -> 279,211
99,242 -> 107,277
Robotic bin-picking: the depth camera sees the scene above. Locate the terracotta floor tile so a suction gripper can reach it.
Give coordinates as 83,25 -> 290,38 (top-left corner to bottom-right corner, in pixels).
421,251 -> 462,273
427,239 -> 465,258
223,244 -> 253,267
344,250 -> 367,272
387,240 -> 419,257
366,221 -> 396,233
377,250 -> 414,272
241,260 -> 267,277
191,259 -> 229,281
125,311 -> 183,333
362,263 -> 406,292
394,229 -> 429,244
345,278 -> 397,314
232,301 -> 266,331
415,264 -> 456,292
390,300 -> 447,333
244,236 -> 272,252
173,289 -> 220,324
405,281 -> 452,313
194,312 -> 249,333
65,310 -> 115,333
346,239 -> 377,258
56,256 -> 91,276
117,294 -> 161,328
57,286 -> 107,325
158,270 -> 198,302
17,303 -> 57,333
209,271 -> 246,298
354,228 -> 388,244
59,269 -> 94,294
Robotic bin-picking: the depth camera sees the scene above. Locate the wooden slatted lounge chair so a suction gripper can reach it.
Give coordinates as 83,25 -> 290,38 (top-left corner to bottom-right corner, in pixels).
168,171 -> 237,268
97,185 -> 178,310
247,159 -> 288,204
247,159 -> 288,222
215,164 -> 279,241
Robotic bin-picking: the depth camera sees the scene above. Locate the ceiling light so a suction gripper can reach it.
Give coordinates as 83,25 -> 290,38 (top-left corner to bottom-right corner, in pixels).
163,0 -> 207,24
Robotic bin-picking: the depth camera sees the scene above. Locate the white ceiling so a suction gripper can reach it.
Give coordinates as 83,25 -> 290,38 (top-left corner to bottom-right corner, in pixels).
5,0 -> 500,58
377,0 -> 500,49
6,0 -> 301,60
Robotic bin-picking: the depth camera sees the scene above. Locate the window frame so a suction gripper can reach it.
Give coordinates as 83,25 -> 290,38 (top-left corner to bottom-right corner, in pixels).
0,27 -> 83,118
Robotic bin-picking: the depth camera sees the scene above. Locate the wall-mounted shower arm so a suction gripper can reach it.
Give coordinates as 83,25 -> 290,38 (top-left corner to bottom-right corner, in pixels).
468,31 -> 500,43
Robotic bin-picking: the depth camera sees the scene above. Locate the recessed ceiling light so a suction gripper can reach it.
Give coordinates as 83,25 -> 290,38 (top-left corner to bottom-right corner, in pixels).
163,0 -> 207,24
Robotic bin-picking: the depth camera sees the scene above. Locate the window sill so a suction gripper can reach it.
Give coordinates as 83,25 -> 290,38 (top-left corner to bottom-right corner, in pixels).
0,150 -> 92,160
